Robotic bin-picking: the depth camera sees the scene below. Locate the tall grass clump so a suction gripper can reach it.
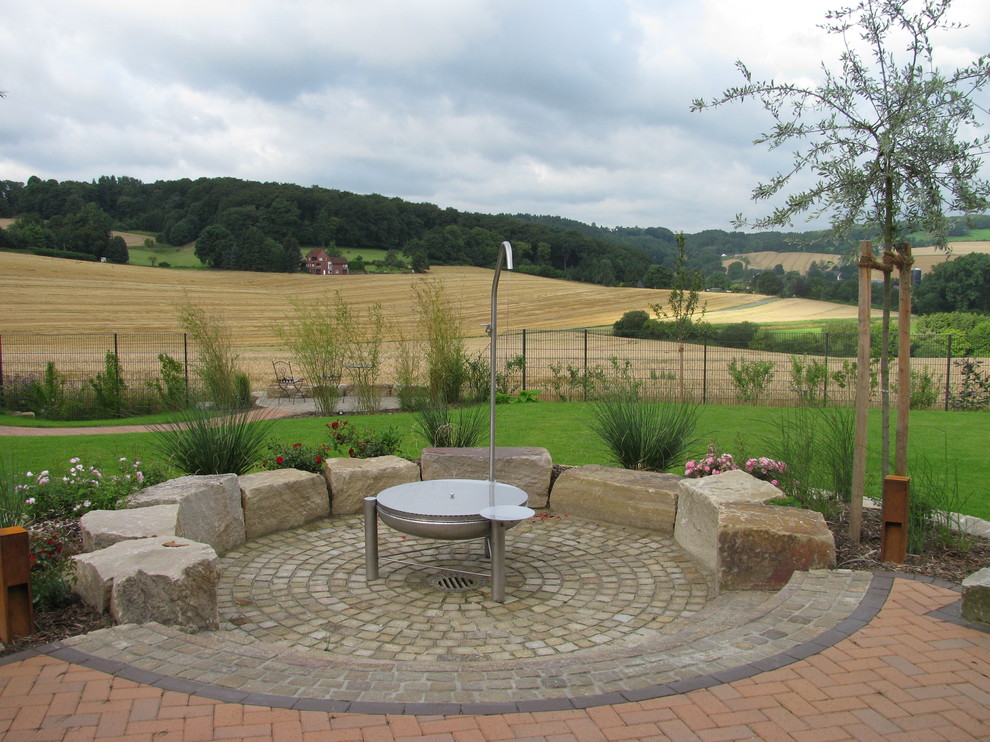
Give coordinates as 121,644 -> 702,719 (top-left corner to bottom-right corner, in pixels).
0,456 -> 26,528
414,279 -> 467,404
907,442 -> 973,553
177,300 -> 242,409
589,393 -> 701,472
760,405 -> 855,520
414,403 -> 487,448
147,353 -> 188,411
394,328 -> 428,411
272,293 -> 353,415
88,352 -> 128,417
152,409 -> 277,475
349,303 -> 386,414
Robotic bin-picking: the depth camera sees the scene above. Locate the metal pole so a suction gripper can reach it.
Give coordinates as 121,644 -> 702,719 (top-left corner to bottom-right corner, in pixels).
521,329 -> 527,390
944,334 -> 952,411
363,497 -> 379,580
583,329 -> 588,402
489,520 -> 506,603
489,241 -> 513,486
823,332 -> 830,405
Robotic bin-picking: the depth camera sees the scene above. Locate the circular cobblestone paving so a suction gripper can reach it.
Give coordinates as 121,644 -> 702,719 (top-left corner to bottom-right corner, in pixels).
218,514 -> 712,663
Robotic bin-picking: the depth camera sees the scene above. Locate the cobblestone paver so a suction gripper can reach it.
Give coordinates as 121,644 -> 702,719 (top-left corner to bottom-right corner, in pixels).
59,514 -> 874,710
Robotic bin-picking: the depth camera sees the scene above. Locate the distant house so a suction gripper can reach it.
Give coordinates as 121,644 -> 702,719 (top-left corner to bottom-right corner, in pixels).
305,249 -> 349,275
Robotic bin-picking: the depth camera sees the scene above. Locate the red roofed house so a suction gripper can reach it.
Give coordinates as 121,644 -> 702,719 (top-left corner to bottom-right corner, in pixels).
305,249 -> 349,275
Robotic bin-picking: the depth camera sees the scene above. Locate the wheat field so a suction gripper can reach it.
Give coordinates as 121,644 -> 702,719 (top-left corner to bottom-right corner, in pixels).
0,251 -> 870,386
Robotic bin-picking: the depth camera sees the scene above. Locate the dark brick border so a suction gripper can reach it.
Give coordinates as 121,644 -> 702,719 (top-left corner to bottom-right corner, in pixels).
0,571 -> 919,715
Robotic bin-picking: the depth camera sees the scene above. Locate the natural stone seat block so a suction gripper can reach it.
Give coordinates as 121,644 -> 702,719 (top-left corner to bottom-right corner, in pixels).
79,504 -> 180,552
549,465 -> 681,533
675,469 -> 835,592
324,455 -> 420,515
126,474 -> 245,555
420,447 -> 552,508
962,568 -> 990,625
72,537 -> 221,630
239,469 -> 330,540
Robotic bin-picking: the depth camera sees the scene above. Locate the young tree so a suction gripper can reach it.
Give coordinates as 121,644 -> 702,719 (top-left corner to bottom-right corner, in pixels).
649,232 -> 707,400
692,0 -> 990,538
691,0 -> 990,249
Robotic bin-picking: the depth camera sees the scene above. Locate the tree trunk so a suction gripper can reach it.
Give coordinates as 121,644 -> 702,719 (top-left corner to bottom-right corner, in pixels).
895,244 -> 913,475
850,240 -> 874,542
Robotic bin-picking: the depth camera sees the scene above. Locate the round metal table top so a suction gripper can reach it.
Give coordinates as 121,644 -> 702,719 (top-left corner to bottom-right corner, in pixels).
481,505 -> 536,522
376,478 -> 526,518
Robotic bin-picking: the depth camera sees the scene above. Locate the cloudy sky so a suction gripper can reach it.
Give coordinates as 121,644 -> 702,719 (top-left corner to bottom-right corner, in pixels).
2,0 -> 988,232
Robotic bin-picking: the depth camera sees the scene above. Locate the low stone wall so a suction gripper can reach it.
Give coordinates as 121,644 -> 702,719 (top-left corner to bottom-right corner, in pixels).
75,451 -> 842,630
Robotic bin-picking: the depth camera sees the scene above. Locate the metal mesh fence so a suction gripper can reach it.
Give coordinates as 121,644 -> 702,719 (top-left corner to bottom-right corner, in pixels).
0,333 -> 193,415
496,328 -> 989,410
1,329 -> 987,416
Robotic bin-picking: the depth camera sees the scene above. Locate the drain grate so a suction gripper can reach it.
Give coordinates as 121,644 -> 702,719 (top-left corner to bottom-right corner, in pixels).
426,572 -> 487,593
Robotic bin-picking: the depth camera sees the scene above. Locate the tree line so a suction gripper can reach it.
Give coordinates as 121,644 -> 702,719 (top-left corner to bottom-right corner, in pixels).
0,175 -> 651,283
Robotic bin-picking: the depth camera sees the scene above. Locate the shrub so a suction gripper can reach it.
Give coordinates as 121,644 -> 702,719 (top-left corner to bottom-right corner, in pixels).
0,456 -> 26,528
147,353 -> 187,411
29,362 -> 68,419
18,456 -> 165,520
715,321 -> 761,349
261,441 -> 328,473
589,395 -> 700,472
152,409 -> 278,475
87,352 -> 128,417
726,358 -> 776,403
612,310 -> 650,338
789,356 -> 828,405
414,280 -> 468,404
326,419 -> 404,458
271,293 -> 350,415
949,358 -> 990,411
177,301 -> 241,409
28,518 -> 78,610
413,404 -> 487,448
684,443 -> 737,477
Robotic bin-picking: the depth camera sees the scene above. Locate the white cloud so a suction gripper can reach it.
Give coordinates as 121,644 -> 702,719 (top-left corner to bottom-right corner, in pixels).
1,0 -> 988,232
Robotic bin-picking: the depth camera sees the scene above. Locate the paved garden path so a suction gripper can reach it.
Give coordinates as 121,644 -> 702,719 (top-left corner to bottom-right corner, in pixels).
1,576 -> 988,740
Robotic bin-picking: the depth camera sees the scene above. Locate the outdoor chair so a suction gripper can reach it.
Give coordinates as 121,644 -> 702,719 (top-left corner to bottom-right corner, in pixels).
272,360 -> 306,402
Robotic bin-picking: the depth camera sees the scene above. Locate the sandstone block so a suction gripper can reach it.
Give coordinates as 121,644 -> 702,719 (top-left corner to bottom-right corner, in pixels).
962,568 -> 990,625
675,470 -> 835,592
420,447 -> 552,508
72,537 -> 221,629
79,504 -> 180,552
675,469 -> 784,574
239,469 -> 330,540
717,504 -> 835,591
126,474 -> 245,555
548,465 -> 681,533
324,455 -> 420,515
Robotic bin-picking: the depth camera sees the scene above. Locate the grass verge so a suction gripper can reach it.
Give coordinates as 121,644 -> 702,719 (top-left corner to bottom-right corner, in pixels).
2,404 -> 987,519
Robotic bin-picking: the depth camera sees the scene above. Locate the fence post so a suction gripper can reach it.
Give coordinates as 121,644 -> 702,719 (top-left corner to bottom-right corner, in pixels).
183,333 -> 190,408
823,332 -> 830,405
944,334 -> 952,411
0,334 -> 4,409
702,341 -> 708,404
113,332 -> 119,357
583,329 -> 589,402
521,329 -> 527,391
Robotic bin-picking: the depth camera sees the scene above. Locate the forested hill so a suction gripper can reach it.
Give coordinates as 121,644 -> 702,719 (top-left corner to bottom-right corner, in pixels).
2,176 -> 987,289
0,176 -> 651,284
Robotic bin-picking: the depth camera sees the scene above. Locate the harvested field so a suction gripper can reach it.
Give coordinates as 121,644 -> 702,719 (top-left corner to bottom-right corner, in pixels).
0,251 -> 875,393
912,242 -> 990,273
722,251 -> 841,274
723,242 -> 990,276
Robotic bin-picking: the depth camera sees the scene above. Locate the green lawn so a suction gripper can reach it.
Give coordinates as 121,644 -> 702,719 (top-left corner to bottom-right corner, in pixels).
128,245 -> 204,268
4,403 -> 987,519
